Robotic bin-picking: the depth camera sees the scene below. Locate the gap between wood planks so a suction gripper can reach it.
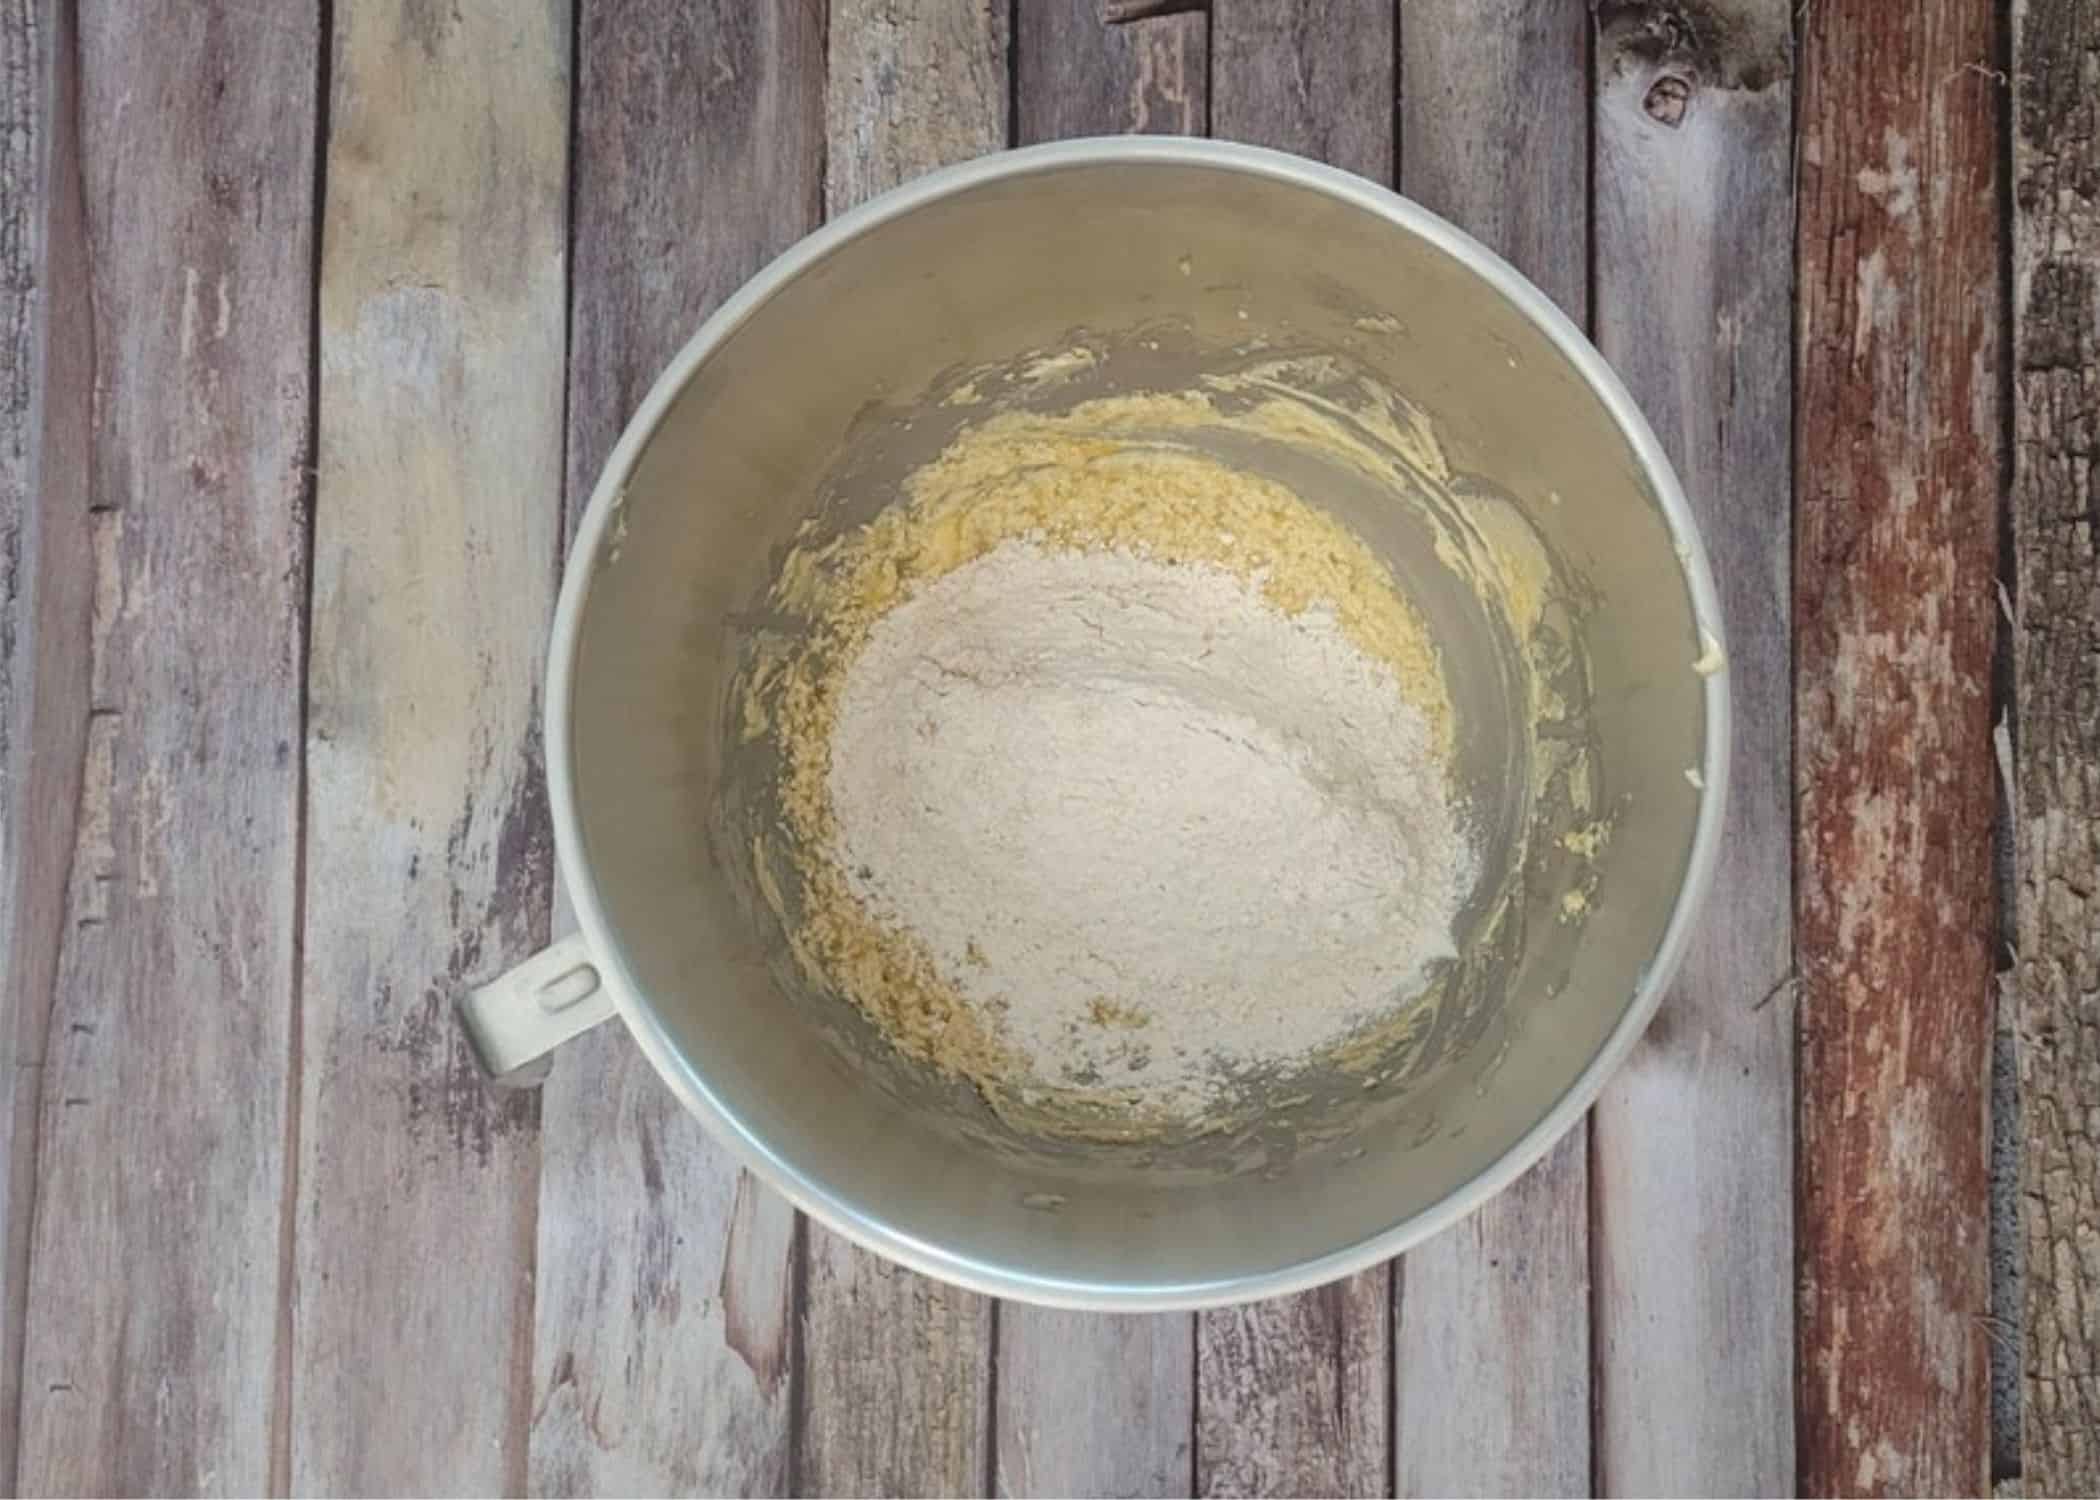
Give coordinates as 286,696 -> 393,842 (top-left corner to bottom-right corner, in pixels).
273,0 -> 335,1490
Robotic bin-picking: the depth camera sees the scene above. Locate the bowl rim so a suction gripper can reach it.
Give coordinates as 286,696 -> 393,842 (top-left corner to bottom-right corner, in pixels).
544,135 -> 1732,1311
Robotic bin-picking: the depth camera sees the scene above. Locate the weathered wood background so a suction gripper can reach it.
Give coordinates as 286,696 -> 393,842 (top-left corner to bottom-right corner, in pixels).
0,0 -> 2090,1495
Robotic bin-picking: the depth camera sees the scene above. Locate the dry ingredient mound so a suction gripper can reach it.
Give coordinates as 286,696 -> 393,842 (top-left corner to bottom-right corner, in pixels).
750,387 -> 1486,1131
826,539 -> 1467,1117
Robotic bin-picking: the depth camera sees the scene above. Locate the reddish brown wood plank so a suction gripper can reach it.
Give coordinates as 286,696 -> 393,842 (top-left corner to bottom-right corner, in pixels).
795,4 -> 1005,1493
293,2 -> 567,1490
9,4 -> 317,1492
2011,0 -> 2099,1490
0,0 -> 92,1488
529,4 -> 820,1491
1591,2 -> 1795,1492
1392,3 -> 1591,1492
1796,0 -> 2001,1492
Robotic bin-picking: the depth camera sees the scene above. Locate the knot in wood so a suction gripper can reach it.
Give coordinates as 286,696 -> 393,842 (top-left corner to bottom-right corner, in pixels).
1644,74 -> 1692,126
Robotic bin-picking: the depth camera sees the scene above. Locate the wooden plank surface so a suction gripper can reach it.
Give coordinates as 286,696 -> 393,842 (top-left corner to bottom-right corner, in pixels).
0,3 -> 2070,1494
1015,0 -> 1206,143
796,4 -> 1005,1494
1391,3 -> 1592,1493
1212,0 -> 1392,184
1197,6 -> 1398,1496
528,4 -> 821,1494
1795,1 -> 2001,1492
1197,1276 -> 1390,1499
994,1311 -> 1193,1497
1393,1155 -> 1588,1498
10,5 -> 317,1492
2011,0 -> 2100,1490
0,1 -> 91,1488
1590,3 -> 1796,1493
827,0 -> 1009,214
799,1236 -> 995,1497
293,2 -> 567,1491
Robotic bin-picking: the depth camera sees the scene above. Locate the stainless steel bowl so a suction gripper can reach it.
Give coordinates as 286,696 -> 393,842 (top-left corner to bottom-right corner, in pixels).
460,137 -> 1728,1310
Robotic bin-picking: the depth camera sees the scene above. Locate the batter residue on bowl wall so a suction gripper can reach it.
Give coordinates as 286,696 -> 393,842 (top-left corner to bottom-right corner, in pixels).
736,352 -> 1585,1141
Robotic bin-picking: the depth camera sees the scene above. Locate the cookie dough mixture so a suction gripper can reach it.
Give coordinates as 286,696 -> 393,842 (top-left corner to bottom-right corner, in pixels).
746,381 -> 1480,1129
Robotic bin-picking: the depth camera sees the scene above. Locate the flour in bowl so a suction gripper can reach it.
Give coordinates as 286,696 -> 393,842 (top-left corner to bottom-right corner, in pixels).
748,387 -> 1487,1132
823,538 -> 1468,1116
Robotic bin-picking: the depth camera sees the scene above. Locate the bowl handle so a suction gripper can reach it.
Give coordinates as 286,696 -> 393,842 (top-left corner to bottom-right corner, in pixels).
455,933 -> 616,1083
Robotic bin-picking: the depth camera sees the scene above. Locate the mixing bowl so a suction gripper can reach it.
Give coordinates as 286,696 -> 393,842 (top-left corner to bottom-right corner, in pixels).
458,137 -> 1727,1309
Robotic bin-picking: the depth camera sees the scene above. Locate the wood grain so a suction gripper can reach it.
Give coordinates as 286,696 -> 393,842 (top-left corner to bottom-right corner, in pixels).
529,5 -> 821,1492
1395,1144 -> 1588,1498
1398,0 -> 1586,302
994,1311 -> 1193,1498
797,5 -> 1005,1493
827,0 -> 1008,218
1197,1274 -> 1390,1498
1198,10 -> 1397,1496
2011,0 -> 2100,1490
799,1230 -> 994,1497
1212,0 -> 1392,185
1016,0 -> 1206,143
1591,3 -> 1795,1494
1392,4 -> 1591,1492
8,4 -> 316,1491
0,0 -> 92,1489
535,1033 -> 799,1496
1795,1 -> 2002,1492
293,2 -> 566,1491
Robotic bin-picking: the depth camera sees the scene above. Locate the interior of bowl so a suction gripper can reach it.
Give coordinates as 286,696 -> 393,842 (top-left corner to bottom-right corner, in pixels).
559,146 -> 1716,1302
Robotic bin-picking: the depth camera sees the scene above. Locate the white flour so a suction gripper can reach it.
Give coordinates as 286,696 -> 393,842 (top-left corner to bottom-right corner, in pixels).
825,538 -> 1469,1113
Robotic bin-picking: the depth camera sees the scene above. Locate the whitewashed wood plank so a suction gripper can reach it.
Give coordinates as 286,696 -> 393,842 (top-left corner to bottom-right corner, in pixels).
2012,1 -> 2100,1489
1391,4 -> 1591,1494
1590,2 -> 1794,1493
995,1311 -> 1192,1498
794,4 -> 1006,1492
827,0 -> 1007,217
293,2 -> 567,1491
0,1 -> 93,1487
533,1034 -> 799,1497
9,3 -> 317,1492
1395,1141 -> 1587,1498
1196,1272 -> 1390,1498
529,3 -> 821,1493
799,1230 -> 994,1497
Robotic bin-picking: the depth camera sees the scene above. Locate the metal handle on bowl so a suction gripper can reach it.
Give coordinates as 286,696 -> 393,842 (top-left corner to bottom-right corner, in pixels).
456,933 -> 616,1083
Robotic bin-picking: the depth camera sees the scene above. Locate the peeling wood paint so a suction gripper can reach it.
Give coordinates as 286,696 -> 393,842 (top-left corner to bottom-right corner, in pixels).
1796,1 -> 2001,1493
